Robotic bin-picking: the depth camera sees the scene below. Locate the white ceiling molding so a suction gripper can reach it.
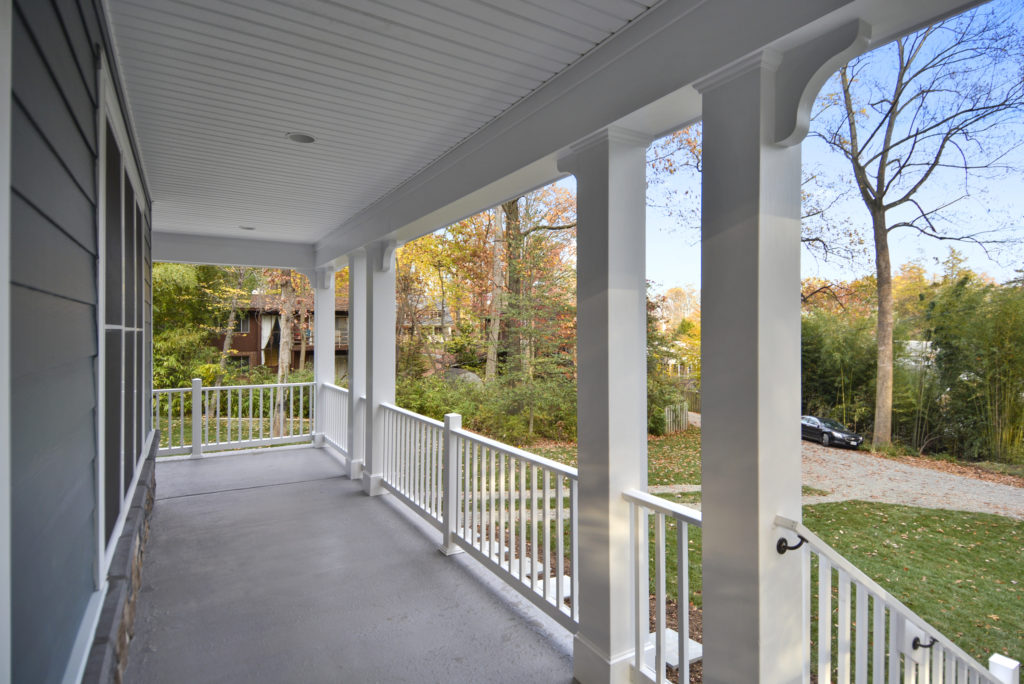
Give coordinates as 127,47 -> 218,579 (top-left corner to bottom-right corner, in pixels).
152,232 -> 315,270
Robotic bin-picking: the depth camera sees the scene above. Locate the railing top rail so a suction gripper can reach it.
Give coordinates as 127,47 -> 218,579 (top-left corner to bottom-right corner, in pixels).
380,402 -> 445,428
623,488 -> 702,527
320,383 -> 349,394
776,515 -> 995,678
200,381 -> 315,391
450,427 -> 578,480
153,387 -> 190,394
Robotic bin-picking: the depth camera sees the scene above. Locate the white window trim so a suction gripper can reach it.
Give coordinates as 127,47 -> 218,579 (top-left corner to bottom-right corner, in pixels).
95,52 -> 153,582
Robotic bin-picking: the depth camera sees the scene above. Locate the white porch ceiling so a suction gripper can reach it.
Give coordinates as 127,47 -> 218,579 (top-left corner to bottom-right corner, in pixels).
107,0 -> 658,244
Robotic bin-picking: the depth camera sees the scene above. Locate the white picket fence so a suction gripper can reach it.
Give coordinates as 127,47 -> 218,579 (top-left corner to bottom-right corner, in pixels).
379,403 -> 580,630
663,402 -> 689,434
776,515 -> 1017,684
682,389 -> 701,414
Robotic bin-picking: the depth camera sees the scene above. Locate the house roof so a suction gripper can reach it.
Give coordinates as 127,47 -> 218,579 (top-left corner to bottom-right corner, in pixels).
248,294 -> 349,315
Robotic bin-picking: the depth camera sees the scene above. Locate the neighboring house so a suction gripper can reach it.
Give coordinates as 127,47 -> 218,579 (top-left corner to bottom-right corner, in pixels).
900,339 -> 936,369
400,307 -> 454,343
213,294 -> 350,380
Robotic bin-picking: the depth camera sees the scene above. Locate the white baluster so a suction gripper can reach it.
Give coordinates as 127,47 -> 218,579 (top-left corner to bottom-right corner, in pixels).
819,556 -> 833,681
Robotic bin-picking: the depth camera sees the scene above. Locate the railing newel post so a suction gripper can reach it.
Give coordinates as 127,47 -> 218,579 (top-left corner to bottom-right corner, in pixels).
190,378 -> 202,458
989,654 -> 1020,684
440,412 -> 463,556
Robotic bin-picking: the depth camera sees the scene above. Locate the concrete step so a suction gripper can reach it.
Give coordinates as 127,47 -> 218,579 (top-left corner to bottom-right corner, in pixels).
644,629 -> 703,668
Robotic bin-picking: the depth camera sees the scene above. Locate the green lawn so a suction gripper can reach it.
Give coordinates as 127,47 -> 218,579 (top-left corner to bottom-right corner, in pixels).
642,498 -> 1022,666
533,428 -> 702,485
535,428 -> 1023,667
804,501 -> 1023,666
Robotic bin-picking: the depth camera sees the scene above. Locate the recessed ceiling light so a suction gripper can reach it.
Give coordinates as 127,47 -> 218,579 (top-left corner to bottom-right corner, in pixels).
286,132 -> 316,144
239,225 -> 256,231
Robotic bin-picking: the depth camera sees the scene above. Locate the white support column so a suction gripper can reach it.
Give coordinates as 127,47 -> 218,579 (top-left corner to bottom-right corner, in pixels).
697,53 -> 805,683
362,241 -> 396,496
347,251 -> 367,480
312,266 -> 335,446
558,128 -> 649,684
1,1 -> 12,679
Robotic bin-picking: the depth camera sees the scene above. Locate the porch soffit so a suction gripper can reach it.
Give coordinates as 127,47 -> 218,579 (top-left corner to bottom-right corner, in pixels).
107,0 -> 660,245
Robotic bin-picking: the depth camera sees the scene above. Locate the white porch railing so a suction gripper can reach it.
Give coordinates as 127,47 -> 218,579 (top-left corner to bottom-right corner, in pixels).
153,384 -> 1017,681
153,379 -> 315,457
320,383 -> 349,456
380,403 -> 445,526
625,488 -> 703,684
776,515 -> 1016,684
379,403 -> 580,631
152,386 -> 191,454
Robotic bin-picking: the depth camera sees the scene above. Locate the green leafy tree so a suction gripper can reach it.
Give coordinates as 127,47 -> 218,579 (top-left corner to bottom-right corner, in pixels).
801,309 -> 877,433
810,2 -> 1024,445
928,275 -> 1024,462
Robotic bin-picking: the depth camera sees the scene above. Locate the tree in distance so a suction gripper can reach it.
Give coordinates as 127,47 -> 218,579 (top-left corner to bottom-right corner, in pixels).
811,1 -> 1024,445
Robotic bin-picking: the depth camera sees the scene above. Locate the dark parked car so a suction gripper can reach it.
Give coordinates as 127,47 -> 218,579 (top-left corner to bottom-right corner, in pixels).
801,415 -> 864,449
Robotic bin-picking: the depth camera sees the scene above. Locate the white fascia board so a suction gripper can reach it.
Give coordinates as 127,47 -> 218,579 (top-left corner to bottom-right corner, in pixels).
153,232 -> 316,270
314,0 -> 852,266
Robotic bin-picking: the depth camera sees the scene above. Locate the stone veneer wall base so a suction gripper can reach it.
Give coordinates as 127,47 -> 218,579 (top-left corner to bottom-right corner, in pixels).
82,435 -> 158,684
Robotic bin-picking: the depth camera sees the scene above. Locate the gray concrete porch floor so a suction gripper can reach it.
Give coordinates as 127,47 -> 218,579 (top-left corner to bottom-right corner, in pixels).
125,447 -> 574,684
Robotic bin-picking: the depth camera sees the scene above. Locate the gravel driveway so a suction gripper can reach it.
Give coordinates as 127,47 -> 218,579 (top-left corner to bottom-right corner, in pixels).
801,441 -> 1024,520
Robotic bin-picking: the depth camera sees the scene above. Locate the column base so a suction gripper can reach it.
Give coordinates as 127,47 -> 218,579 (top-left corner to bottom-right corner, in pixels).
312,433 -> 325,447
572,634 -> 634,684
437,538 -> 464,556
361,471 -> 384,496
348,458 -> 363,481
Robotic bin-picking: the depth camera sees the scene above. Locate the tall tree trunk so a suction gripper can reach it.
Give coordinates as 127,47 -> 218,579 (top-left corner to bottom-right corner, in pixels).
216,300 -> 238,387
275,272 -> 296,436
298,311 -> 308,371
437,265 -> 449,342
485,206 -> 503,382
502,199 -> 525,373
872,212 -> 894,446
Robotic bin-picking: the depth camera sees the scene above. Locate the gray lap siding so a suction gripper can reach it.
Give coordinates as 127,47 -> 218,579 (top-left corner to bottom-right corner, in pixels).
9,0 -> 150,681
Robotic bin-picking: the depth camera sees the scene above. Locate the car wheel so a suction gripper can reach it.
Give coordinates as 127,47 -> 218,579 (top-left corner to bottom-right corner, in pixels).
821,433 -> 830,447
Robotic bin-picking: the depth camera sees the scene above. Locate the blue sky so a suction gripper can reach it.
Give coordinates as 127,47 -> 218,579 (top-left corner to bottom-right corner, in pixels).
643,0 -> 1024,294
644,137 -> 1024,294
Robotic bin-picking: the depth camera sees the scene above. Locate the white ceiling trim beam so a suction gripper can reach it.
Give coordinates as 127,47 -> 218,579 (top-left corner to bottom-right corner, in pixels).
153,232 -> 316,270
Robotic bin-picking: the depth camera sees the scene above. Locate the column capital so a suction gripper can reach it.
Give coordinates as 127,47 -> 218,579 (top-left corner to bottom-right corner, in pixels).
369,240 -> 397,274
693,49 -> 782,94
314,266 -> 335,290
694,20 -> 871,147
557,126 -> 652,174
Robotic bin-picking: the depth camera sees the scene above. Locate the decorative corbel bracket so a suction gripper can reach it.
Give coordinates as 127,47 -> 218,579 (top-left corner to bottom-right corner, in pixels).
375,240 -> 397,274
773,20 -> 872,146
314,266 -> 335,290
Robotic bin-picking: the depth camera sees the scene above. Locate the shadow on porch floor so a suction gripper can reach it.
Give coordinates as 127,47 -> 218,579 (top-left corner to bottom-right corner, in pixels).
125,447 -> 573,683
